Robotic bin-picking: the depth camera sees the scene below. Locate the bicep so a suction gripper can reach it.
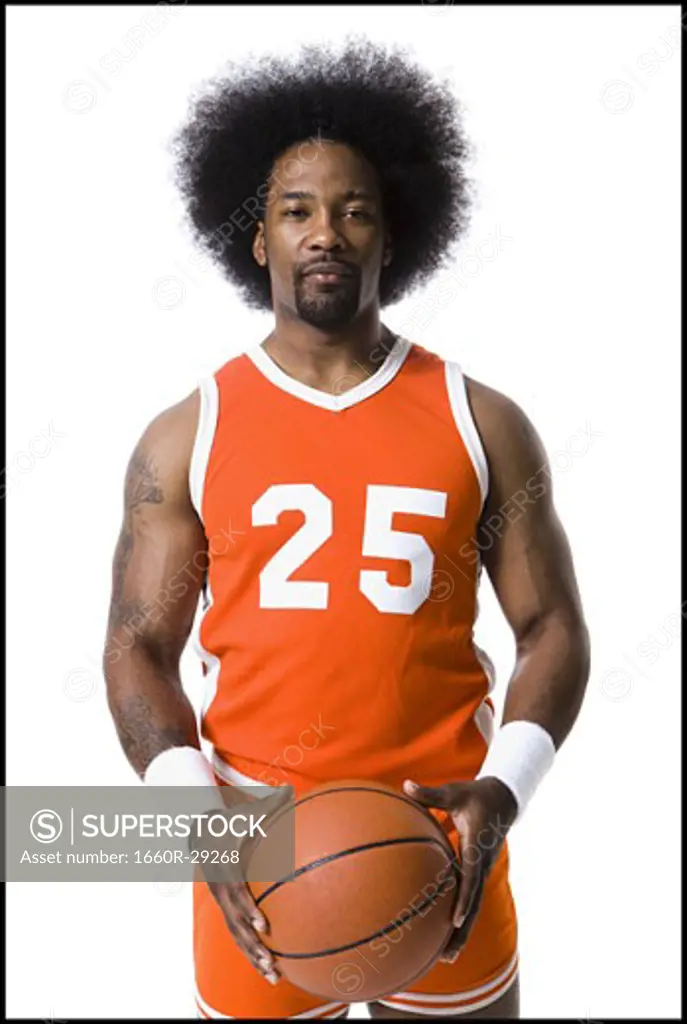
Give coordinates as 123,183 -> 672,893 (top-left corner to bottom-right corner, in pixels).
476,394 -> 584,638
106,404 -> 207,662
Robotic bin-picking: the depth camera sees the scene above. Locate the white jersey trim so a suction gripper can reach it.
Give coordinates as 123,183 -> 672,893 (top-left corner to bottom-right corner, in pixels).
474,641 -> 497,696
189,376 -> 219,522
386,950 -> 518,1001
189,579 -> 221,721
188,375 -> 221,720
444,362 -> 489,513
246,333 -> 411,412
473,695 -> 495,745
211,751 -> 283,793
376,951 -> 518,1015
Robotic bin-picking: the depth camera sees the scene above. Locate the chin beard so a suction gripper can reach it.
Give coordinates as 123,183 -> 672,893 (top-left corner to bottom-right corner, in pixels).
294,279 -> 360,329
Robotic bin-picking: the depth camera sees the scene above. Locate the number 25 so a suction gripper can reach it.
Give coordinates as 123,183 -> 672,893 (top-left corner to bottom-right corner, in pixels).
251,483 -> 447,615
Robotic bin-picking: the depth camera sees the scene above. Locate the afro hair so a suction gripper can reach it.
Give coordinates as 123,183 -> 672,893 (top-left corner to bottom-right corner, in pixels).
171,36 -> 473,310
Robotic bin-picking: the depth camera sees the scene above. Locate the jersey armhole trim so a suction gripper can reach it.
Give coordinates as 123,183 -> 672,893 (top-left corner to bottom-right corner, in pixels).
444,361 -> 489,514
188,376 -> 219,523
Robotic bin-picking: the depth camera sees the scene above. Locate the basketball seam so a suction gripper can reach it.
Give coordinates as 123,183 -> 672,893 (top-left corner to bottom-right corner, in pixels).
255,835 -> 451,904
262,872 -> 457,960
256,784 -> 456,859
249,784 -> 461,966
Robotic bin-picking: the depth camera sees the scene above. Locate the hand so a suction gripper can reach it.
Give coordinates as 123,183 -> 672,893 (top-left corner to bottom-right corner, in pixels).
403,776 -> 517,963
192,783 -> 295,984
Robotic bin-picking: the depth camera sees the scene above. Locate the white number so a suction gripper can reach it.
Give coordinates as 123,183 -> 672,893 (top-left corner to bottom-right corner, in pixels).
359,485 -> 448,614
252,483 -> 447,614
252,484 -> 332,609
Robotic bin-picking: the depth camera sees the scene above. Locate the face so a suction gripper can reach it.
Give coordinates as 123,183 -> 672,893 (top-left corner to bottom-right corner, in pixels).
252,140 -> 392,329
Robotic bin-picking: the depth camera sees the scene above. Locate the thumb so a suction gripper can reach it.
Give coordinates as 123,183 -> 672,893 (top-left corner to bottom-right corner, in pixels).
240,784 -> 294,859
403,779 -> 456,810
260,783 -> 295,817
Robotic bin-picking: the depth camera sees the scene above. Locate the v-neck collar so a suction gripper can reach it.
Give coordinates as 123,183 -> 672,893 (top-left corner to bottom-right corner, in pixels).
245,333 -> 412,412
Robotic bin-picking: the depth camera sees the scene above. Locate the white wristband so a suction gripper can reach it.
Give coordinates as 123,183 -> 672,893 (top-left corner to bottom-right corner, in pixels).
143,746 -> 226,813
476,720 -> 556,821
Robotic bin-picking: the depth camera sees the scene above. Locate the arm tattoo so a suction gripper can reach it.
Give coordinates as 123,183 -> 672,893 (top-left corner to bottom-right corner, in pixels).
108,444 -> 164,632
105,444 -> 199,777
124,447 -> 164,510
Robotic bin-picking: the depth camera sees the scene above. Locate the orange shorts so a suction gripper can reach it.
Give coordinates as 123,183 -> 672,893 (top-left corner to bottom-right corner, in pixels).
193,760 -> 518,1019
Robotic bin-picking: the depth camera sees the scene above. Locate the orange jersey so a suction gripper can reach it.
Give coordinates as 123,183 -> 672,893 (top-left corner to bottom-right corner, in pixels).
189,334 -> 496,795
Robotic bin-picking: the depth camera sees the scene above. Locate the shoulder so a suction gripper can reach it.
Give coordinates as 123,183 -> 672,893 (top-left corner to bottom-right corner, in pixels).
464,376 -> 530,443
463,375 -> 549,494
126,388 -> 202,510
143,388 -> 201,459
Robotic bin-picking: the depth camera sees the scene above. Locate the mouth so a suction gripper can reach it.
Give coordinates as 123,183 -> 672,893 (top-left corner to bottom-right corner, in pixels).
304,271 -> 352,284
302,264 -> 355,282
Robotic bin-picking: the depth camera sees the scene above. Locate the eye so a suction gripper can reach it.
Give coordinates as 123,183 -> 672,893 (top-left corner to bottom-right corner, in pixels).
345,209 -> 370,220
283,208 -> 307,218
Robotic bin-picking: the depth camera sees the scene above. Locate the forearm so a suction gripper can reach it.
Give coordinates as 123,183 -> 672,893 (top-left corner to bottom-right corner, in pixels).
501,609 -> 591,749
104,642 -> 257,814
104,641 -> 200,779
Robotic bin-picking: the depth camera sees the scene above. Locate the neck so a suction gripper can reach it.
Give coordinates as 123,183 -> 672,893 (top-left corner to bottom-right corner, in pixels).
262,310 -> 396,393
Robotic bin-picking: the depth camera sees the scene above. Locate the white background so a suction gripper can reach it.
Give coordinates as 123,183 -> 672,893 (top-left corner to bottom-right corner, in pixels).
6,3 -> 681,1019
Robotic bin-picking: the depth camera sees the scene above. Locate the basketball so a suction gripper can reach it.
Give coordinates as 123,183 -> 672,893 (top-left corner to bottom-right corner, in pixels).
246,780 -> 459,1003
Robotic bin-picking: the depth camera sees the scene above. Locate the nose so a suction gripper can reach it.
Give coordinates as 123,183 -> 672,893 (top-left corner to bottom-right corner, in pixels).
306,209 -> 345,252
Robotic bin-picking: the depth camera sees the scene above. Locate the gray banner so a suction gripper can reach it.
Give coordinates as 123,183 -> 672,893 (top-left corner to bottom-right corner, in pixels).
3,786 -> 296,883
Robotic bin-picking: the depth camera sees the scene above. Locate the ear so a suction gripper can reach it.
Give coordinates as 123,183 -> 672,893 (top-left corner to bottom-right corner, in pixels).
252,222 -> 267,267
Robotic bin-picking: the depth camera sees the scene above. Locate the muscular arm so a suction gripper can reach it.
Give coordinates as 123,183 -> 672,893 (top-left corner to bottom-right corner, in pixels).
103,391 -> 207,778
467,379 -> 591,750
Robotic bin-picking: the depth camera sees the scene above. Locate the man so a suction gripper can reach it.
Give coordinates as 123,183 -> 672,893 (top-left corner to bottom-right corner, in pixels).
103,39 -> 590,1020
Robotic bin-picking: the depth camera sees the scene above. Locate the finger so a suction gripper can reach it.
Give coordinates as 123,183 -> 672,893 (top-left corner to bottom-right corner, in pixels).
403,779 -> 454,809
441,934 -> 461,963
262,782 -> 295,806
216,885 -> 280,982
442,883 -> 485,961
452,821 -> 483,929
230,881 -> 270,938
438,927 -> 460,963
254,784 -> 296,827
274,783 -> 295,805
268,785 -> 296,821
231,912 -> 281,983
261,782 -> 292,806
230,908 -> 281,984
